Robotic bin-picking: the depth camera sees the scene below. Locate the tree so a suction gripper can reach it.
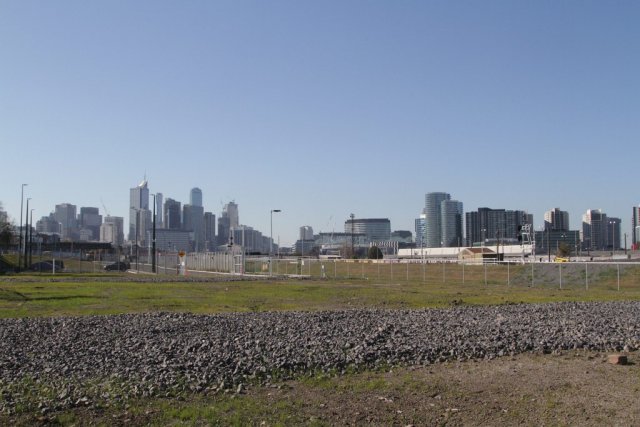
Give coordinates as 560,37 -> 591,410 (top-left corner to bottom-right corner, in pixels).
557,242 -> 571,258
368,246 -> 383,260
0,202 -> 13,249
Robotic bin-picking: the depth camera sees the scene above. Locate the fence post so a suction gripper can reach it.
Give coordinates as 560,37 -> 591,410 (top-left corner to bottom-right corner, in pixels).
406,262 -> 409,282
507,262 -> 510,286
442,262 -> 445,283
362,262 -> 364,279
559,263 -> 562,290
617,263 -> 620,291
585,262 -> 588,291
422,260 -> 425,283
462,261 -> 465,285
484,262 -> 487,286
531,261 -> 534,287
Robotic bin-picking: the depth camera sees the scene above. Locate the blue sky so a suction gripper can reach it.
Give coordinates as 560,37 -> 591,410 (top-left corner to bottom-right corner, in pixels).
2,1 -> 639,245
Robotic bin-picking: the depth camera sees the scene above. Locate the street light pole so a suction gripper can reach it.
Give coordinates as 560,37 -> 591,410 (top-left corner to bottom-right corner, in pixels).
270,209 -> 281,276
29,209 -> 34,267
24,198 -> 31,270
152,194 -> 157,273
18,183 -> 27,271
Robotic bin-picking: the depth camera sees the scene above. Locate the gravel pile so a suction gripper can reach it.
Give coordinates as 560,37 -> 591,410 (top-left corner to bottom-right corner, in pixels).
1,301 -> 640,414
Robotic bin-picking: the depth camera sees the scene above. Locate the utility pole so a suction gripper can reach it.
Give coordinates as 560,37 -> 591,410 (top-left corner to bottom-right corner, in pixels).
152,194 -> 157,273
350,213 -> 355,258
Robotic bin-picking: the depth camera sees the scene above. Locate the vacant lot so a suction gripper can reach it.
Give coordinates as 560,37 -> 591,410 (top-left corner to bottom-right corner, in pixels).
1,274 -> 639,425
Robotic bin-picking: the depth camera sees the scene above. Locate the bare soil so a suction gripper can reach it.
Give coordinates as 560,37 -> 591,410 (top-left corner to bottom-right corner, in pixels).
7,350 -> 639,426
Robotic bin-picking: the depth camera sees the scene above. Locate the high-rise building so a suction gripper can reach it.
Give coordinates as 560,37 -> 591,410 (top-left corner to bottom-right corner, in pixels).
183,204 -> 205,251
223,201 -> 239,228
344,218 -> 391,242
190,187 -> 203,207
217,216 -> 231,246
129,180 -> 152,246
163,198 -> 181,229
78,207 -> 102,241
544,208 -> 570,231
441,200 -> 463,247
204,212 -> 216,251
415,213 -> 426,247
54,203 -> 77,240
424,192 -> 450,247
465,208 -> 532,246
424,192 -> 463,247
582,209 -> 607,251
155,193 -> 163,229
633,206 -> 640,248
100,216 -> 124,246
607,217 -> 621,251
300,226 -> 314,241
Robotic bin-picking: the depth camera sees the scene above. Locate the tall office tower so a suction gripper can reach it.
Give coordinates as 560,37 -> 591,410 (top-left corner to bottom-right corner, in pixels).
544,208 -> 570,231
163,198 -> 181,229
204,212 -> 216,251
155,193 -> 163,229
633,206 -> 640,248
100,216 -> 124,246
414,213 -> 426,247
606,217 -> 621,250
190,187 -> 203,207
183,204 -> 205,251
223,201 -> 239,228
582,209 -> 608,251
440,200 -> 463,247
424,192 -> 450,247
300,226 -> 314,241
129,179 -> 152,245
78,207 -> 102,241
54,203 -> 78,240
465,208 -> 532,246
217,216 -> 230,246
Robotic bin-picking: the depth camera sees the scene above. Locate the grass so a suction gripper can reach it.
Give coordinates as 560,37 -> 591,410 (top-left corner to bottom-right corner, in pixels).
1,265 -> 640,318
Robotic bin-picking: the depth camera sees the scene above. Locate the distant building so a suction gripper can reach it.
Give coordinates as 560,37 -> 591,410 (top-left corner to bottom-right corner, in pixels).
607,217 -> 621,251
54,203 -> 77,240
391,230 -> 413,244
155,193 -> 164,229
414,213 -> 426,247
344,218 -> 391,242
78,207 -> 102,241
190,187 -> 202,207
534,230 -> 580,256
129,180 -> 151,246
465,208 -> 532,246
582,209 -> 608,251
544,208 -> 570,231
424,192 -> 450,247
204,212 -> 216,251
633,206 -> 640,249
424,192 -> 463,247
155,229 -> 191,252
183,204 -> 205,251
163,198 -> 181,230
300,226 -> 314,241
100,216 -> 124,246
223,201 -> 239,228
36,213 -> 61,235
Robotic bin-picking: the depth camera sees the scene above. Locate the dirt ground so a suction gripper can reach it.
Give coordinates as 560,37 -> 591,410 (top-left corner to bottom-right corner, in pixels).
6,350 -> 640,426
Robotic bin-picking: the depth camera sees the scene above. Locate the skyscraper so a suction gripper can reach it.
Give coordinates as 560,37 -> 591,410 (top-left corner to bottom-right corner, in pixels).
204,212 -> 216,251
129,179 -> 151,246
466,208 -> 532,246
163,198 -> 181,229
633,206 -> 640,248
582,209 -> 607,251
190,187 -> 203,207
155,193 -> 164,229
414,213 -> 426,247
424,192 -> 463,247
78,207 -> 102,241
183,204 -> 205,251
223,201 -> 239,228
424,192 -> 450,247
54,203 -> 77,240
544,208 -> 570,231
440,200 -> 463,247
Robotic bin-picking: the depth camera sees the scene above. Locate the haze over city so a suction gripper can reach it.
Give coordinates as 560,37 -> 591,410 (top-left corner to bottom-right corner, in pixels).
2,1 -> 639,246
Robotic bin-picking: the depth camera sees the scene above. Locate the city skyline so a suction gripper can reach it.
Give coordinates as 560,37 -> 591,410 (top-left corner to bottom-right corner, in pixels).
2,1 -> 639,245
